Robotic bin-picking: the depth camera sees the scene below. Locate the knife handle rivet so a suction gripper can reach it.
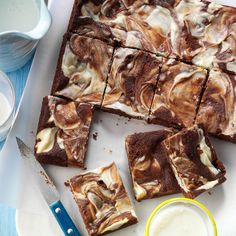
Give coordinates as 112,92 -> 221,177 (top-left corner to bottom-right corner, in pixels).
67,229 -> 73,234
55,207 -> 61,214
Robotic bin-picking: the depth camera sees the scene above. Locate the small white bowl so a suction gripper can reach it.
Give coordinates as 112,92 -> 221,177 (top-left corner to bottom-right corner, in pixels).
0,71 -> 15,141
146,198 -> 217,236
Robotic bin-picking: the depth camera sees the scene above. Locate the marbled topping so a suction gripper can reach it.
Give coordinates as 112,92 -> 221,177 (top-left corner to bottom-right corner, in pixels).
162,125 -> 226,198
69,162 -> 138,236
35,96 -> 93,167
150,59 -> 207,128
78,0 -> 127,22
122,2 -> 180,55
56,34 -> 114,105
196,69 -> 236,141
175,0 -> 236,73
125,130 -> 180,201
102,47 -> 162,118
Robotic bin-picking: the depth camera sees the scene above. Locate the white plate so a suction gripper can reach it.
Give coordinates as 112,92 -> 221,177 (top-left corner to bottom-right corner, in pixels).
1,0 -> 235,235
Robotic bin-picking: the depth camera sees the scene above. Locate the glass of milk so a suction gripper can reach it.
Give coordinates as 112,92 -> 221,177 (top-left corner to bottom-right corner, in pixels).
0,71 -> 15,142
146,198 -> 217,236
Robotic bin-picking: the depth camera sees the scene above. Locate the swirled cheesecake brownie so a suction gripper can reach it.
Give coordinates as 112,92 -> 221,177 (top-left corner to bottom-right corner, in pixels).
51,33 -> 114,105
162,125 -> 226,199
35,96 -> 93,168
68,162 -> 138,236
102,47 -> 162,119
196,68 -> 236,143
125,129 -> 180,201
149,59 -> 207,128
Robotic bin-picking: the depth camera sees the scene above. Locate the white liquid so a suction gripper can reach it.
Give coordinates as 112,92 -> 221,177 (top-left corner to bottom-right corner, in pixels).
0,93 -> 11,126
149,204 -> 208,236
0,0 -> 39,32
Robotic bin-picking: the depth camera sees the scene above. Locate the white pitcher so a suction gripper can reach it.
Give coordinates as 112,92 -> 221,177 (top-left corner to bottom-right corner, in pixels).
0,0 -> 51,72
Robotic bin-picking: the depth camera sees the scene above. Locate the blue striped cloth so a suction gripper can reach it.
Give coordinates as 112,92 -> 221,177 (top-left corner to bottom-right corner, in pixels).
0,58 -> 32,236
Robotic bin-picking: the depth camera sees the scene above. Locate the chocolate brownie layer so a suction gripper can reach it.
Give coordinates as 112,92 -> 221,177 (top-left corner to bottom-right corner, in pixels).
149,59 -> 207,129
102,47 -> 162,119
162,125 -> 226,199
125,130 -> 180,201
51,33 -> 114,105
196,68 -> 236,143
35,96 -> 94,168
69,162 -> 138,236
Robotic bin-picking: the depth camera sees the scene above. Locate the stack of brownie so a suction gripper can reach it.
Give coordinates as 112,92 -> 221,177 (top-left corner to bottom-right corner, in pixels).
34,0 -> 236,235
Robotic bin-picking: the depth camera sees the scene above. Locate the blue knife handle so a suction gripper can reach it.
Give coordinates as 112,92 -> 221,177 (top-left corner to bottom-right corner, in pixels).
50,200 -> 81,236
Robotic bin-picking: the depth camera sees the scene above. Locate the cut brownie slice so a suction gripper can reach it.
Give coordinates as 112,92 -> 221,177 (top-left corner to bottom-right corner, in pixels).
68,0 -> 178,55
35,96 -> 94,168
51,33 -> 114,105
196,68 -> 236,143
162,125 -> 226,199
102,47 -> 162,119
174,0 -> 236,74
68,162 -> 138,236
149,59 -> 207,129
125,130 -> 181,201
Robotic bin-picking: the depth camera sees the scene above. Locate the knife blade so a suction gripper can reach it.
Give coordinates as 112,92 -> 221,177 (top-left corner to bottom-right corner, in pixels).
16,137 -> 81,236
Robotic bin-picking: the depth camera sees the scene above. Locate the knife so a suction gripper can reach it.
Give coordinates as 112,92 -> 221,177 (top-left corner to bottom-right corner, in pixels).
16,137 -> 81,236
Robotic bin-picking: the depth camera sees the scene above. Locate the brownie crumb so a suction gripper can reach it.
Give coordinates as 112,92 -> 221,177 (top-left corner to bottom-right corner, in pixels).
109,150 -> 113,154
64,181 -> 70,187
93,132 -> 98,140
116,123 -> 119,126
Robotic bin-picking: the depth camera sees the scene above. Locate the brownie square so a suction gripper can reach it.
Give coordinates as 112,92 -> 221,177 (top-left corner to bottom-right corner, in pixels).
149,59 -> 207,128
102,47 -> 162,119
125,129 -> 181,201
196,68 -> 236,143
68,0 -> 178,55
68,162 -> 138,236
174,0 -> 236,74
162,125 -> 226,199
35,96 -> 94,168
51,33 -> 114,106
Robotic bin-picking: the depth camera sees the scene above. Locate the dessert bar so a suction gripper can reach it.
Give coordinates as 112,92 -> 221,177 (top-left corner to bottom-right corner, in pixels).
162,125 -> 226,198
196,68 -> 236,143
102,47 -> 162,119
51,33 -> 114,105
68,162 -> 138,236
35,96 -> 93,168
149,59 -> 207,128
125,130 -> 180,201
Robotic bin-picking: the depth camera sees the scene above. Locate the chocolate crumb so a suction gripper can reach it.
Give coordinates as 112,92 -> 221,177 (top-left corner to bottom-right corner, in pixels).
93,132 -> 98,140
109,150 -> 113,154
64,181 -> 70,187
116,123 -> 119,126
208,191 -> 212,195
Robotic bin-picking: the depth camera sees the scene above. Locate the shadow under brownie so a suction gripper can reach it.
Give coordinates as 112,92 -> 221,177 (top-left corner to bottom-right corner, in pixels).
35,96 -> 94,168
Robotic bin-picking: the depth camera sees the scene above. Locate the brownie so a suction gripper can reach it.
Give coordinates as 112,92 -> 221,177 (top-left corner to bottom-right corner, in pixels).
196,68 -> 236,143
68,0 -> 178,54
174,0 -> 236,74
68,162 -> 138,236
162,125 -> 226,199
149,59 -> 207,129
125,130 -> 181,201
35,96 -> 94,168
102,47 -> 162,119
51,33 -> 114,106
